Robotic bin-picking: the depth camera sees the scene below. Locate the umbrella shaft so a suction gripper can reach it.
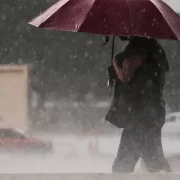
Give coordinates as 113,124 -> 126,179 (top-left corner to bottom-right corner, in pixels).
111,36 -> 115,64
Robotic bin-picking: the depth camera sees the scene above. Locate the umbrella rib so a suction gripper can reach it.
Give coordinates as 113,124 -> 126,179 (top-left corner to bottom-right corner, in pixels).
124,0 -> 132,35
29,0 -> 69,27
77,0 -> 96,31
150,0 -> 178,39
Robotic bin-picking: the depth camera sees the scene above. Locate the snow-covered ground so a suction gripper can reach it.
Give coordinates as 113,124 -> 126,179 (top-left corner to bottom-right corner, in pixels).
0,134 -> 112,173
0,132 -> 179,173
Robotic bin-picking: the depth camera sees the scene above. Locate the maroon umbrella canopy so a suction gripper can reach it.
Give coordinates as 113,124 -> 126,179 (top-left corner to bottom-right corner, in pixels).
29,0 -> 180,40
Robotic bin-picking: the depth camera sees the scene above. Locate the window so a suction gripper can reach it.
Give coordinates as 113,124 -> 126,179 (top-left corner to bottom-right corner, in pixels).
0,129 -> 26,139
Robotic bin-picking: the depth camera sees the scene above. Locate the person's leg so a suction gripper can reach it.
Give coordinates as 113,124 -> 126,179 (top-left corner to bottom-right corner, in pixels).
142,128 -> 171,172
112,128 -> 141,172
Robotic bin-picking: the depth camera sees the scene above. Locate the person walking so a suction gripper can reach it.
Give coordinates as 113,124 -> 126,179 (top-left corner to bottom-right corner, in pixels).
106,36 -> 171,172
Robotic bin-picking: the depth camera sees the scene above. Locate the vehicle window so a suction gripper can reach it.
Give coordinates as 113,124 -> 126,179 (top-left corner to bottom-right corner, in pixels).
0,129 -> 10,138
10,130 -> 26,139
0,129 -> 26,139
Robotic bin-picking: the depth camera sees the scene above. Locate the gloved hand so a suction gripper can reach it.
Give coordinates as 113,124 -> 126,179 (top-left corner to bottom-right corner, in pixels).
107,65 -> 117,88
107,65 -> 117,80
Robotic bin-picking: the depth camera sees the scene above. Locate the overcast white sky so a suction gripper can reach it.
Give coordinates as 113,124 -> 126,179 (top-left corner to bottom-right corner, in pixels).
164,0 -> 180,13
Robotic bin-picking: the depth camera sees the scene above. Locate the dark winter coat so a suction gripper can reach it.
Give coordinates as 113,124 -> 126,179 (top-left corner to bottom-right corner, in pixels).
105,37 -> 169,129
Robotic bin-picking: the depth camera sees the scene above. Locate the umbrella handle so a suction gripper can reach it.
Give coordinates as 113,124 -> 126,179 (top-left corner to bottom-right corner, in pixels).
107,36 -> 115,97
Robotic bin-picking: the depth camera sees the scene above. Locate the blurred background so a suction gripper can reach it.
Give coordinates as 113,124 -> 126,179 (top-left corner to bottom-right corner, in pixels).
1,0 -> 180,133
0,0 -> 180,173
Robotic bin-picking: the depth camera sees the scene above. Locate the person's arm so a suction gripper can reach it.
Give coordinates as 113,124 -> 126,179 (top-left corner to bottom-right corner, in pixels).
113,56 -> 143,83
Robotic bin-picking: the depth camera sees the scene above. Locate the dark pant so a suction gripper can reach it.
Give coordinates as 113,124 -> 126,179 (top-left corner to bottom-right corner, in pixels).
112,126 -> 171,172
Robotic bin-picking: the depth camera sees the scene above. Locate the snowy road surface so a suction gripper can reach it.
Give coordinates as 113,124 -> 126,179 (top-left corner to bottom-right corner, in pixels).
1,173 -> 180,180
0,133 -> 179,173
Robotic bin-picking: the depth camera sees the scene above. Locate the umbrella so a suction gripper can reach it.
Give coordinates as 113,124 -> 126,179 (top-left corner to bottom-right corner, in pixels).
29,0 -> 180,40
